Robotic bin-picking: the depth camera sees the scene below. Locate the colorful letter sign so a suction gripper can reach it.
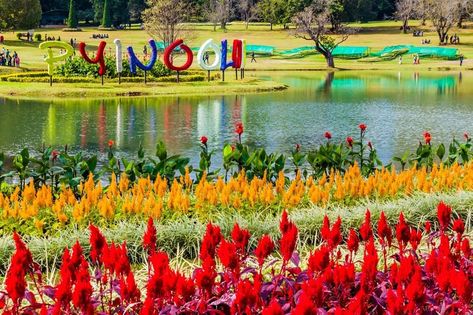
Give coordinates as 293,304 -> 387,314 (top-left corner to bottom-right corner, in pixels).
79,41 -> 107,76
197,39 -> 221,71
114,39 -> 123,74
127,39 -> 158,74
163,39 -> 193,72
39,41 -> 74,76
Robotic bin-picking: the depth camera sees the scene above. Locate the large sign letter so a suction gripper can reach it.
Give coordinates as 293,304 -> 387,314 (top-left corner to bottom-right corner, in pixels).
114,39 -> 123,74
39,42 -> 74,76
79,41 -> 107,76
127,39 -> 158,74
197,39 -> 221,71
163,39 -> 193,71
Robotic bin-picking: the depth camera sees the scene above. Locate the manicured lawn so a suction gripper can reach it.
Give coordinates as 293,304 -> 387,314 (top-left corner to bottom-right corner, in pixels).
0,20 -> 471,72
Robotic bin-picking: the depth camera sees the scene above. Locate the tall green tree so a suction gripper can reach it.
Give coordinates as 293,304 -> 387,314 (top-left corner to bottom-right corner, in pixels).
257,0 -> 285,30
0,0 -> 42,29
67,0 -> 78,28
102,0 -> 112,27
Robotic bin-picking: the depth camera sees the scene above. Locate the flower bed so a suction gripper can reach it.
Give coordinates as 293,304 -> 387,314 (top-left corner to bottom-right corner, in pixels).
1,202 -> 471,314
2,162 -> 473,236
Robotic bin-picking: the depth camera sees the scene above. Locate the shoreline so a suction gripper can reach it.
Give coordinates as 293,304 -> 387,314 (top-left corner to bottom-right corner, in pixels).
0,78 -> 288,100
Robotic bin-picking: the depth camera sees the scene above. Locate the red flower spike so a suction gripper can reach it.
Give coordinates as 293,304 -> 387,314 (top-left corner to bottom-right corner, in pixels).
262,299 -> 283,315
254,235 -> 274,266
437,201 -> 452,230
347,228 -> 359,253
280,224 -> 298,263
308,245 -> 330,274
359,210 -> 372,241
321,215 -> 330,242
328,216 -> 342,248
231,223 -> 250,253
108,139 -> 114,148
423,131 -> 432,145
235,122 -> 244,136
378,211 -> 392,246
89,224 -> 106,264
324,131 -> 332,140
409,228 -> 422,251
200,136 -> 208,145
359,123 -> 367,132
346,136 -> 354,148
143,217 -> 157,255
452,218 -> 465,235
396,212 -> 411,246
217,239 -> 240,271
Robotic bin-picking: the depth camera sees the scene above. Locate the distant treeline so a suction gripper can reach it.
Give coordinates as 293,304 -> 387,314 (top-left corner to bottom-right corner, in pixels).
39,0 -> 397,26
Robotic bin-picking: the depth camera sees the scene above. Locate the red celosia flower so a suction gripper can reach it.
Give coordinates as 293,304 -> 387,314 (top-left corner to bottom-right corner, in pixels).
359,123 -> 367,132
295,143 -> 301,152
452,218 -> 465,235
324,131 -> 332,140
150,251 -> 170,276
200,136 -> 208,145
359,210 -> 372,241
232,279 -> 259,314
108,139 -> 114,148
115,243 -> 131,276
72,260 -> 93,312
425,221 -> 431,234
437,201 -> 451,230
333,263 -> 355,286
464,132 -> 469,140
143,217 -> 157,255
409,228 -> 422,251
308,245 -> 330,273
89,224 -> 106,264
231,223 -> 250,253
262,299 -> 283,315
328,217 -> 342,248
346,136 -> 354,148
195,257 -> 216,293
280,224 -> 298,262
423,131 -> 431,145
291,292 -> 317,314
302,278 -> 324,306
360,238 -> 378,292
347,228 -> 359,253
377,211 -> 392,246
102,242 -> 118,274
406,268 -> 425,312
120,271 -> 141,302
176,274 -> 195,302
279,210 -> 291,234
55,248 -> 73,308
368,141 -> 373,150
396,212 -> 410,246
235,122 -> 244,136
254,235 -> 274,266
217,239 -> 239,271
199,223 -> 222,261
451,270 -> 472,304
387,288 -> 404,315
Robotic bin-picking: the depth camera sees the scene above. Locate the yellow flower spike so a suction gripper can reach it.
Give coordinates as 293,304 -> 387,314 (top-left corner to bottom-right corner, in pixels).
34,218 -> 44,232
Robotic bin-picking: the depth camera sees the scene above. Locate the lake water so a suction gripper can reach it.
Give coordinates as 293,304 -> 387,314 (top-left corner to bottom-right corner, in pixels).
0,71 -> 471,167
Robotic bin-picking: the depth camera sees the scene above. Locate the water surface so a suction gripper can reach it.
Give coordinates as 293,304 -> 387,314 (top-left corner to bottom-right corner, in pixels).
0,71 -> 470,167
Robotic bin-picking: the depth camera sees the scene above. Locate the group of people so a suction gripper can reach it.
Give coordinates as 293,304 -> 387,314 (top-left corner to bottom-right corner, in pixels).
421,39 -> 431,44
0,48 -> 20,67
92,34 -> 109,39
413,30 -> 424,37
444,34 -> 460,45
44,35 -> 61,41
